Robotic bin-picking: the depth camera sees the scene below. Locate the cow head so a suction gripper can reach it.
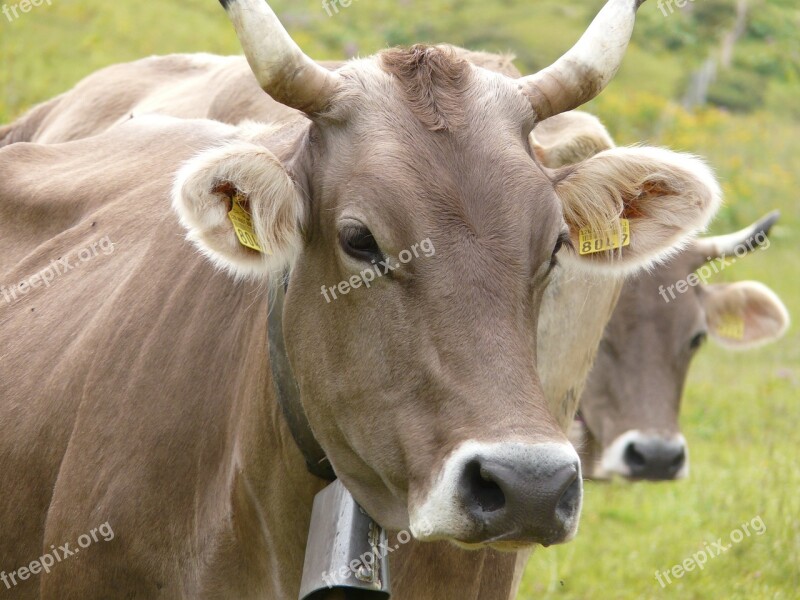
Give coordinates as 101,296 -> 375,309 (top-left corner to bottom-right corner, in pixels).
578,211 -> 789,481
172,0 -> 721,548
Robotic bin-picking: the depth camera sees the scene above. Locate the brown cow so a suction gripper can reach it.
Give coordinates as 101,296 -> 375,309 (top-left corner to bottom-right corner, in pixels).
573,213 -> 789,480
529,114 -> 790,483
0,0 -> 723,597
0,41 -> 604,600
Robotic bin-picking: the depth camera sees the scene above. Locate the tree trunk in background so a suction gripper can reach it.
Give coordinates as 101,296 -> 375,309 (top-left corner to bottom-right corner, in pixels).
721,0 -> 749,69
683,0 -> 749,110
683,57 -> 717,110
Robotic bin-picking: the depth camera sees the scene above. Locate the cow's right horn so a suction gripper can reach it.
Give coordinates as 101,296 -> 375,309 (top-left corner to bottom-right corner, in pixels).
221,0 -> 341,115
520,0 -> 646,122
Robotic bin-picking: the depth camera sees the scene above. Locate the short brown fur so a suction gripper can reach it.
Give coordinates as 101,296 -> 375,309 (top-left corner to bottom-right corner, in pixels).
380,45 -> 473,131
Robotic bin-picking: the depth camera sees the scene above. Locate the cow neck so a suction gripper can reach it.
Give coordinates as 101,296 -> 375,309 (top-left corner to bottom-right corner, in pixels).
268,277 -> 336,481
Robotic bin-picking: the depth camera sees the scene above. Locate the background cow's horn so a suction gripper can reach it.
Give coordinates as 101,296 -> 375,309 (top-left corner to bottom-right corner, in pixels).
221,0 -> 341,114
520,0 -> 646,121
693,210 -> 780,260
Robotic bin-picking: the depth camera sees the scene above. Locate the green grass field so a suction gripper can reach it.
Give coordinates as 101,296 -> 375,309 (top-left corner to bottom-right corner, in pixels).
2,0 -> 798,598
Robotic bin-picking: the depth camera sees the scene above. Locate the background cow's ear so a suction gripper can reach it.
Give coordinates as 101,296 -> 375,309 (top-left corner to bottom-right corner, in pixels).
703,281 -> 790,349
553,147 -> 722,274
531,111 -> 615,168
172,142 -> 304,279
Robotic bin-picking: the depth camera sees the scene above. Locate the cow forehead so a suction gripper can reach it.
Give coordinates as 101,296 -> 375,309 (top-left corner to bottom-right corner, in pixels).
598,259 -> 706,411
326,49 -> 535,139
625,255 -> 706,316
311,51 -> 561,254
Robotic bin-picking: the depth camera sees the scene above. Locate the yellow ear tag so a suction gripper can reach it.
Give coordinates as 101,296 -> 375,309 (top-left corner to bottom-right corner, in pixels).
579,219 -> 631,256
717,313 -> 745,340
228,195 -> 265,253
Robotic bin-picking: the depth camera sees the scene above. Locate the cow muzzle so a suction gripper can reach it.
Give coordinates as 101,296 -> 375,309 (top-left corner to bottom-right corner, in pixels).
601,430 -> 689,481
410,442 -> 582,548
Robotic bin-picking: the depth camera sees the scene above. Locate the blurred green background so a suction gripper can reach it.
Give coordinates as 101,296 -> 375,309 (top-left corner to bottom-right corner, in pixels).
2,0 -> 798,598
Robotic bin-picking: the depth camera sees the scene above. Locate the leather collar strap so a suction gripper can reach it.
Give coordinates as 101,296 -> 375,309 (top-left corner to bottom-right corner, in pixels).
268,278 -> 336,481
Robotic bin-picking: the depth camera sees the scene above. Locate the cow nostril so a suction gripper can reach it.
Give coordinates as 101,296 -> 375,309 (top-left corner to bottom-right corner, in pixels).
624,443 -> 646,468
555,470 -> 581,523
462,459 -> 505,513
452,447 -> 583,546
622,437 -> 687,480
671,447 -> 686,469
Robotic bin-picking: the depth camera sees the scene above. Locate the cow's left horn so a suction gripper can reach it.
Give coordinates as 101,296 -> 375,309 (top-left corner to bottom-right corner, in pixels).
694,210 -> 780,260
221,0 -> 341,115
520,0 -> 645,121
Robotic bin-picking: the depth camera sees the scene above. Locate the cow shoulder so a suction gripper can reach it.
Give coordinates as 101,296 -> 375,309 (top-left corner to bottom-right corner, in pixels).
0,91 -> 70,148
0,116 -> 241,265
7,54 -> 239,144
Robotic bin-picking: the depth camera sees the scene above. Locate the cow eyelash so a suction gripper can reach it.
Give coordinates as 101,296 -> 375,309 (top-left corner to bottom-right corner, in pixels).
548,232 -> 572,272
689,332 -> 707,351
339,224 -> 383,262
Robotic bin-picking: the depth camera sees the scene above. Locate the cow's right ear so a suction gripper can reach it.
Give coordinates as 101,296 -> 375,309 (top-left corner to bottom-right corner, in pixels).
553,147 -> 722,274
172,142 -> 305,279
702,281 -> 790,349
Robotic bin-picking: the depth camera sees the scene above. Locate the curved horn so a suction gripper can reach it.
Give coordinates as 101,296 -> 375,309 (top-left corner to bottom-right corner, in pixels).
221,0 -> 341,114
694,210 -> 780,260
520,0 -> 646,121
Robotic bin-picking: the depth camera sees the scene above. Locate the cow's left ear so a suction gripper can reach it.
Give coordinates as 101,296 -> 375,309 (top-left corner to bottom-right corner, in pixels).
702,281 -> 790,349
553,147 -> 722,273
172,142 -> 304,279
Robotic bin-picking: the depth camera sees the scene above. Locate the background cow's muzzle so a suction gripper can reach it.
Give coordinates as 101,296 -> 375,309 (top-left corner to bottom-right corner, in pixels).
602,430 -> 689,481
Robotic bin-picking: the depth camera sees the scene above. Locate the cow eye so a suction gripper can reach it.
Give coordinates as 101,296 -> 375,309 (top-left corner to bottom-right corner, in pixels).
552,237 -> 565,257
340,224 -> 382,262
548,232 -> 571,272
689,332 -> 707,351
